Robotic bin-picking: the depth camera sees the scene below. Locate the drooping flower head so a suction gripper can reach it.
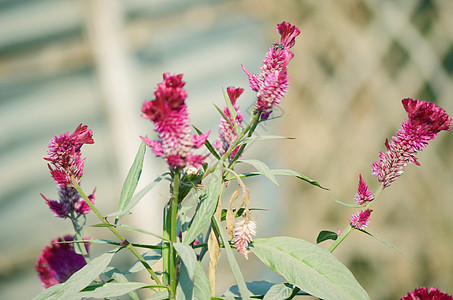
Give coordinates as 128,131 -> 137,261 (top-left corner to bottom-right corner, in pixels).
141,73 -> 210,169
354,174 -> 374,205
234,214 -> 256,259
242,21 -> 300,120
42,124 -> 95,218
36,235 -> 89,289
401,286 -> 453,300
215,86 -> 245,160
372,98 -> 451,187
349,209 -> 372,230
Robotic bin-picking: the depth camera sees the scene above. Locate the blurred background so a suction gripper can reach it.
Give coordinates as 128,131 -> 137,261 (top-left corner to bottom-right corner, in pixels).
0,0 -> 452,299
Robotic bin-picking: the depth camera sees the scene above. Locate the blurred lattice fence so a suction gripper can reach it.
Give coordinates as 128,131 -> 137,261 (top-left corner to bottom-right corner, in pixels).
255,0 -> 453,299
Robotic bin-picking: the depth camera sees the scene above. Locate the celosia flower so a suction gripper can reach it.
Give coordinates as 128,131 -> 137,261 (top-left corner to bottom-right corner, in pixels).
354,174 -> 374,205
215,86 -> 245,160
349,209 -> 372,230
42,124 -> 95,218
401,286 -> 453,300
45,124 -> 94,186
141,73 -> 210,169
242,21 -> 300,120
36,235 -> 89,288
234,215 -> 256,259
372,98 -> 451,188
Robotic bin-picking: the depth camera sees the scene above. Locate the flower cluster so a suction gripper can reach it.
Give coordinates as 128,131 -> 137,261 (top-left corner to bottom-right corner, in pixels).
141,73 -> 210,169
36,235 -> 89,288
41,124 -> 95,219
234,214 -> 256,259
349,209 -> 373,230
372,98 -> 451,188
401,286 -> 453,300
215,86 -> 245,160
242,21 -> 300,120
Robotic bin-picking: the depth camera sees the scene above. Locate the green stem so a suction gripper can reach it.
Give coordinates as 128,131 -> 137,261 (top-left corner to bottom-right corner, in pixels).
169,170 -> 180,299
71,177 -> 162,286
70,211 -> 90,263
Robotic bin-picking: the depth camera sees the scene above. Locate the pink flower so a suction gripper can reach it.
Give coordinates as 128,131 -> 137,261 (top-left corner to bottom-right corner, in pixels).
354,174 -> 374,205
36,235 -> 89,288
372,98 -> 451,187
234,216 -> 256,259
349,209 -> 372,230
141,73 -> 210,169
215,86 -> 245,160
401,286 -> 453,300
42,124 -> 95,218
45,124 -> 94,186
242,21 -> 300,120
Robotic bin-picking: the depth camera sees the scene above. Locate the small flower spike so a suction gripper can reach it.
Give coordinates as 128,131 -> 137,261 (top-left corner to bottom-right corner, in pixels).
234,215 -> 256,259
242,21 -> 300,120
372,98 -> 451,188
141,73 -> 210,169
400,286 -> 453,300
36,235 -> 89,288
349,209 -> 372,230
215,86 -> 245,160
42,124 -> 95,218
354,174 -> 374,205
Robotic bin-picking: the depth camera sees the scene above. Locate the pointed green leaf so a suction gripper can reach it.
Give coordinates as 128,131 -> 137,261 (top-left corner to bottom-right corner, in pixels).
251,237 -> 370,300
213,215 -> 250,299
359,229 -> 414,263
239,159 -> 279,186
126,248 -> 162,274
176,260 -> 210,300
77,282 -> 148,298
222,87 -> 240,135
32,250 -> 117,300
329,197 -> 361,208
263,283 -> 295,299
238,135 -> 294,145
316,230 -> 338,244
193,126 -> 221,160
147,291 -> 170,300
183,163 -> 223,244
118,141 -> 146,212
174,243 -> 198,280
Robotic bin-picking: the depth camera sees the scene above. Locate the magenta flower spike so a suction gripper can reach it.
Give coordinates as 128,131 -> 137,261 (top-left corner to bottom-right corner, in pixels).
372,98 -> 451,188
349,209 -> 372,230
242,21 -> 300,120
42,124 -> 95,218
141,73 -> 210,169
354,174 -> 374,205
401,286 -> 453,300
215,86 -> 245,159
36,235 -> 89,288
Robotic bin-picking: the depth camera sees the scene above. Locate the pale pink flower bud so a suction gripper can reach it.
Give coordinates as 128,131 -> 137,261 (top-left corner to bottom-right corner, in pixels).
234,216 -> 256,259
354,174 -> 374,205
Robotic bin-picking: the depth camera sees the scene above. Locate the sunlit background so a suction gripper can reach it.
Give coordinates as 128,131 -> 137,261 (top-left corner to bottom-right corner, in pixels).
1,0 -> 452,299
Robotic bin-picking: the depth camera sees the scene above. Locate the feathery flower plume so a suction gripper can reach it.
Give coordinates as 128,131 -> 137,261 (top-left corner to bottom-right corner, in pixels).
349,209 -> 372,230
36,235 -> 89,288
401,286 -> 453,300
234,215 -> 256,259
242,21 -> 300,120
354,174 -> 374,205
372,98 -> 451,188
41,124 -> 95,218
215,86 -> 245,160
141,73 -> 210,169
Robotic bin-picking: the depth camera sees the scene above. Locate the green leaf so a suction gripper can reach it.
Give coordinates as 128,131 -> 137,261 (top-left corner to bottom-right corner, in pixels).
238,135 -> 294,145
193,125 -> 221,160
77,282 -> 149,298
176,260 -> 211,300
108,173 -> 168,218
147,291 -> 170,300
223,280 -> 274,297
174,243 -> 198,280
32,250 -> 117,300
250,237 -> 370,300
316,230 -> 338,244
222,87 -> 240,135
126,248 -> 162,274
118,141 -> 146,212
183,163 -> 223,244
329,197 -> 361,208
213,215 -> 250,299
239,159 -> 279,186
358,229 -> 414,263
263,283 -> 295,299
220,208 -> 267,222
